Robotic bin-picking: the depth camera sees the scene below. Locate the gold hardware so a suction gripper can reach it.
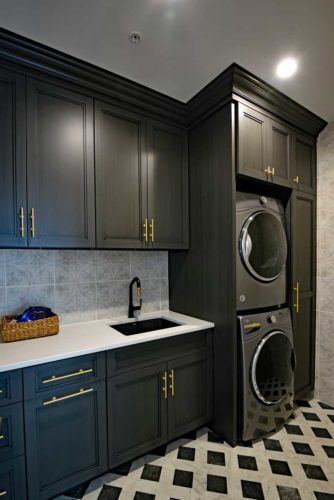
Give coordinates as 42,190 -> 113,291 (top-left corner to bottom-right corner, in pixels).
143,218 -> 148,243
162,371 -> 168,399
30,208 -> 35,238
244,322 -> 262,329
293,176 -> 299,184
149,218 -> 154,243
43,387 -> 94,406
0,435 -> 4,440
264,166 -> 272,175
136,287 -> 141,297
169,369 -> 175,396
0,491 -> 7,497
42,368 -> 93,384
293,282 -> 300,313
19,207 -> 24,238
271,167 -> 275,176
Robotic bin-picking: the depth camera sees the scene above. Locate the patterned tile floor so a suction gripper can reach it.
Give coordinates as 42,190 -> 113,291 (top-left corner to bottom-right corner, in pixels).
54,399 -> 334,500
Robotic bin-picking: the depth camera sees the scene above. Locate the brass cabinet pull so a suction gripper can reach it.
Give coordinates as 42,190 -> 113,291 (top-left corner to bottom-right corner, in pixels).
42,368 -> 93,384
143,218 -> 148,243
264,166 -> 272,175
169,369 -> 175,396
0,491 -> 7,497
19,207 -> 25,238
149,218 -> 155,243
293,175 -> 299,184
30,208 -> 35,238
271,167 -> 275,176
43,387 -> 94,406
162,371 -> 168,399
293,282 -> 300,313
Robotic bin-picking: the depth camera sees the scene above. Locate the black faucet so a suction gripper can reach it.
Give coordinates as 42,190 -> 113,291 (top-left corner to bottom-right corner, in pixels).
128,277 -> 142,318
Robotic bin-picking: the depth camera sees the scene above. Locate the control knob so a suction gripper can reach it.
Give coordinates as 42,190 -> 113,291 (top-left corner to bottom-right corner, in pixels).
268,315 -> 277,324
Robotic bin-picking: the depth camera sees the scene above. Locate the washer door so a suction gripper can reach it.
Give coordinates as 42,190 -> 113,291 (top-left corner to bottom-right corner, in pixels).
251,331 -> 295,405
240,210 -> 287,282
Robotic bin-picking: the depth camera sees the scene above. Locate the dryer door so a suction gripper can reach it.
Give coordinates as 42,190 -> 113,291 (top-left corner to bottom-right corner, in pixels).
240,211 -> 287,282
251,331 -> 295,405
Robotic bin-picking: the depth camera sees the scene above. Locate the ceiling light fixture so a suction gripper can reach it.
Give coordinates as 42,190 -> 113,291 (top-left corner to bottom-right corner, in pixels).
276,58 -> 298,78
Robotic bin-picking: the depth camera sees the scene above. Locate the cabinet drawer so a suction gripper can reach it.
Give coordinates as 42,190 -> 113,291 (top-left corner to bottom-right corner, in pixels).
0,403 -> 24,463
0,371 -> 22,407
0,455 -> 27,500
23,352 -> 106,400
107,330 -> 212,377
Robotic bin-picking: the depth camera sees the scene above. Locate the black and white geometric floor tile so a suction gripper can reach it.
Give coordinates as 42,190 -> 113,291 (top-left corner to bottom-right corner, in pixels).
54,399 -> 334,500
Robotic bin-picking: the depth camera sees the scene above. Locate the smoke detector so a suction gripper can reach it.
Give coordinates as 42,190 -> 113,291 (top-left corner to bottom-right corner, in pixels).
129,32 -> 142,45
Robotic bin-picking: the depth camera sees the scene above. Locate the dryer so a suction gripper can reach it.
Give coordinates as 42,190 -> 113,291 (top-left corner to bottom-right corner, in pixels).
238,308 -> 295,441
236,191 -> 288,311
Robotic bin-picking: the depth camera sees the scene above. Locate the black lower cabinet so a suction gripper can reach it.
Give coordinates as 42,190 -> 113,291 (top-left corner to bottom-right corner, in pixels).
24,380 -> 108,500
0,455 -> 27,500
107,341 -> 212,468
107,363 -> 168,468
168,352 -> 212,440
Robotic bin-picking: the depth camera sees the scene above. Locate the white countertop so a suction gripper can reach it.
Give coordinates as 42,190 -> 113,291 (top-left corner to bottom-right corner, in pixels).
0,310 -> 214,372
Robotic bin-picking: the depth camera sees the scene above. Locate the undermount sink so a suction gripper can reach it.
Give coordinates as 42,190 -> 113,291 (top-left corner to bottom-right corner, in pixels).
111,317 -> 180,336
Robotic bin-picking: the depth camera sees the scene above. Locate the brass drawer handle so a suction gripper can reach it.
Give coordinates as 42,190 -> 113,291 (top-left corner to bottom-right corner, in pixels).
19,207 -> 25,238
149,218 -> 154,243
42,368 -> 93,384
293,282 -> 300,313
143,218 -> 148,243
0,491 -> 7,497
43,387 -> 94,406
293,175 -> 299,184
169,369 -> 175,396
162,371 -> 168,399
264,166 -> 272,175
30,208 -> 35,238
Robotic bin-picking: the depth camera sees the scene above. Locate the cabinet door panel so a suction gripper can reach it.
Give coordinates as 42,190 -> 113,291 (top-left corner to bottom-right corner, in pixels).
168,352 -> 212,441
237,103 -> 267,181
108,363 -> 167,467
0,402 -> 24,462
95,102 -> 147,248
291,192 -> 315,396
25,380 -> 107,500
147,121 -> 188,249
0,68 -> 27,247
270,120 -> 292,186
293,134 -> 315,193
27,79 -> 95,247
0,456 -> 27,500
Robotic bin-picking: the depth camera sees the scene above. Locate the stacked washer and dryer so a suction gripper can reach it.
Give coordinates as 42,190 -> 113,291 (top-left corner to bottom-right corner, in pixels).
236,192 -> 296,441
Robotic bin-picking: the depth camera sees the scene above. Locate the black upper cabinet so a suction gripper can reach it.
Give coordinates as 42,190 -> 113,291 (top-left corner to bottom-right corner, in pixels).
238,103 -> 292,187
27,79 -> 95,248
292,133 -> 316,193
95,102 -> 148,248
147,120 -> 189,249
0,68 -> 27,247
95,103 -> 189,250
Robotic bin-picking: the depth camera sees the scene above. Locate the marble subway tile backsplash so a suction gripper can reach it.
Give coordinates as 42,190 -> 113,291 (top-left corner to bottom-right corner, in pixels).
0,250 -> 169,324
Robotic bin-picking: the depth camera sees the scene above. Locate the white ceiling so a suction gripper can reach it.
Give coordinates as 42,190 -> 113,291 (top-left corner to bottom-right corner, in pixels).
0,0 -> 333,121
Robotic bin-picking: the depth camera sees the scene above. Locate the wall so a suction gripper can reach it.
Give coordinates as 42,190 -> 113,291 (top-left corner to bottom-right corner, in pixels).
316,122 -> 334,406
0,250 -> 168,324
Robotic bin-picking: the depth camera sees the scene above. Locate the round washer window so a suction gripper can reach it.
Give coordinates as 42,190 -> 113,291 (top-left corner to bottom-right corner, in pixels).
251,331 -> 295,405
240,211 -> 287,282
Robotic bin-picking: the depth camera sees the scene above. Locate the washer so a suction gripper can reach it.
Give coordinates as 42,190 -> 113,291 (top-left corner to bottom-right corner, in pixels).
236,191 -> 288,311
238,308 -> 295,441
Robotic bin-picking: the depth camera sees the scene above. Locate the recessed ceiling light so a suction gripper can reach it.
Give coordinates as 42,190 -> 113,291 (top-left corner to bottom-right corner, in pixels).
276,58 -> 298,78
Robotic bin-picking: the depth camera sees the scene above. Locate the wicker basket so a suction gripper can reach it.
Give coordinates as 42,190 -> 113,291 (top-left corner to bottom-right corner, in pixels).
0,314 -> 59,343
